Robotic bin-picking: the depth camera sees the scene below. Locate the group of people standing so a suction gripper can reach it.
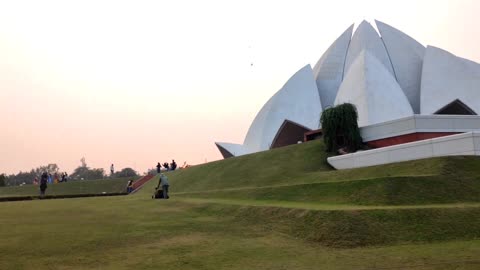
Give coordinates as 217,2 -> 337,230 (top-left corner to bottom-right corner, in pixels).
156,160 -> 177,173
152,161 -> 172,199
33,172 -> 68,185
35,172 -> 69,197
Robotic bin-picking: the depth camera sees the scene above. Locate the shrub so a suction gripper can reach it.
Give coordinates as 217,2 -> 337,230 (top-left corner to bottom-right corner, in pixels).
320,103 -> 363,153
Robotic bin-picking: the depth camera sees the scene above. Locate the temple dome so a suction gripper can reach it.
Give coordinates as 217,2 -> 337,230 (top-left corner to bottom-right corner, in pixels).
215,20 -> 480,158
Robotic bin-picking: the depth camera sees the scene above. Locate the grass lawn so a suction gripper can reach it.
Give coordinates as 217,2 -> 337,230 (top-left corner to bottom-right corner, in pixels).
1,140 -> 480,269
0,177 -> 136,197
1,196 -> 479,270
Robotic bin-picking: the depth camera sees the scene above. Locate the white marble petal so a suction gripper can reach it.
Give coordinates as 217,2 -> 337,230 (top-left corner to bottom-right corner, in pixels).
344,20 -> 395,78
216,20 -> 480,160
214,142 -> 247,158
243,65 -> 323,152
214,65 -> 322,157
313,24 -> 353,109
421,46 -> 480,115
375,20 -> 425,113
335,50 -> 414,127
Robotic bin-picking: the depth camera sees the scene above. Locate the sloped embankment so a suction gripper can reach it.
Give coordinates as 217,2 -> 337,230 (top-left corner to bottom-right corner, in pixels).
138,140 -> 480,206
190,202 -> 480,248
136,140 -> 480,248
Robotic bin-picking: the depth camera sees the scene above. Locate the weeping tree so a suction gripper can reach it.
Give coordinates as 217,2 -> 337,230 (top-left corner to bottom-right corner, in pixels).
320,103 -> 363,153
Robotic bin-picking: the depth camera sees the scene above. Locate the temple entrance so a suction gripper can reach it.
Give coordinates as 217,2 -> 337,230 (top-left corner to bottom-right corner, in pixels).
271,120 -> 311,149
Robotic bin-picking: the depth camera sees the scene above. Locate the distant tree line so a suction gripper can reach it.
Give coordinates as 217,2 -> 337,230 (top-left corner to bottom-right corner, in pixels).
3,163 -> 60,186
1,158 -> 139,186
111,168 -> 138,178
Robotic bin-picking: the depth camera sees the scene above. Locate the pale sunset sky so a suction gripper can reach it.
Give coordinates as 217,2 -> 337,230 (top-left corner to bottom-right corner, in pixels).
1,0 -> 480,175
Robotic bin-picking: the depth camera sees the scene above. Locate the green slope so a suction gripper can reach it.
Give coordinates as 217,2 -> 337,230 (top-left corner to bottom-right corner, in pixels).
174,175 -> 480,205
137,140 -> 480,206
131,139 -> 480,249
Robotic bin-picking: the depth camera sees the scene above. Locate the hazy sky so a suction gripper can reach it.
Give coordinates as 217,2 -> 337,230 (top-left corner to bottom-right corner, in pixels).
1,0 -> 480,175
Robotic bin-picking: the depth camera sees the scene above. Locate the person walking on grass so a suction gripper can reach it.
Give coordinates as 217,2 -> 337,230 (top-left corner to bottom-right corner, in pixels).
40,172 -> 48,198
156,173 -> 170,199
126,180 -> 134,193
156,162 -> 161,174
110,164 -> 115,176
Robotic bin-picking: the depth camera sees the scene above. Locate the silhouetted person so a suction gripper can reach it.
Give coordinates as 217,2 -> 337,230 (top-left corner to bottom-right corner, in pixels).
163,162 -> 169,171
110,164 -> 115,175
156,162 -> 161,173
40,172 -> 48,197
171,159 -> 177,171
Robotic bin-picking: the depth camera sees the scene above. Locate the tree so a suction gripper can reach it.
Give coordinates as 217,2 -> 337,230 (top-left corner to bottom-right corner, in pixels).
0,174 -> 5,187
70,166 -> 105,180
113,168 -> 139,178
33,164 -> 59,176
9,170 -> 36,185
69,157 -> 106,180
3,163 -> 61,186
320,103 -> 363,153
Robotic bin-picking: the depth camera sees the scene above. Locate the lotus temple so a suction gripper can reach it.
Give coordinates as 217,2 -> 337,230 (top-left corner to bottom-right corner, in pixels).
215,20 -> 480,169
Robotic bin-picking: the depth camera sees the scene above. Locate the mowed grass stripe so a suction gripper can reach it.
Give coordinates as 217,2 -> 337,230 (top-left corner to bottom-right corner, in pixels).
173,175 -> 480,205
187,200 -> 480,247
172,175 -> 439,194
175,197 -> 480,211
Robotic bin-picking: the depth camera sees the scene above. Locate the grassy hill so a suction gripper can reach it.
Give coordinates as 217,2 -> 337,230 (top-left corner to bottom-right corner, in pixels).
133,140 -> 480,248
139,140 -> 480,206
0,177 -> 134,197
1,140 -> 480,269
2,196 -> 479,270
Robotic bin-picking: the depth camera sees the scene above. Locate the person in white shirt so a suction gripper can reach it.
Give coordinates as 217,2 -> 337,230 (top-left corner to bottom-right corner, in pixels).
156,173 -> 170,199
110,164 -> 114,175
